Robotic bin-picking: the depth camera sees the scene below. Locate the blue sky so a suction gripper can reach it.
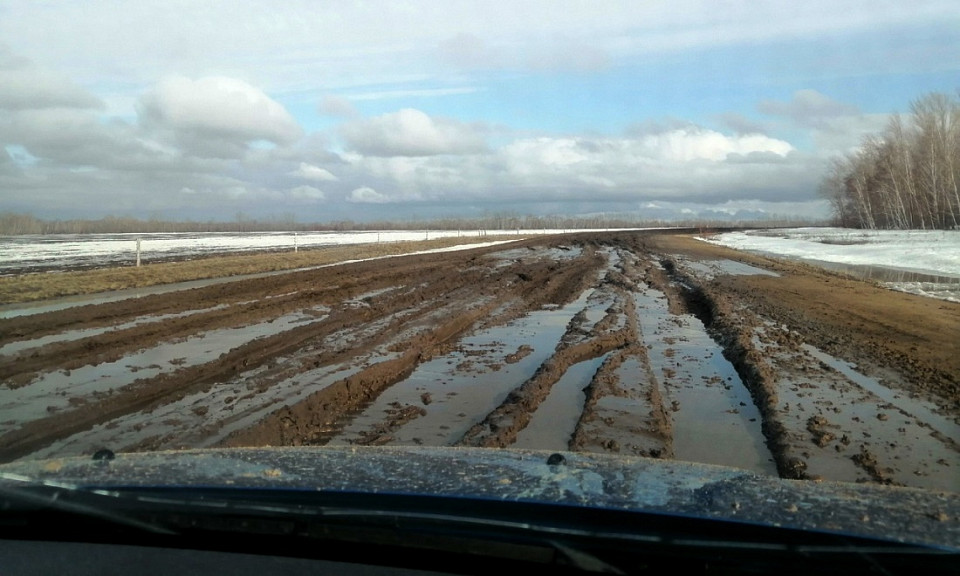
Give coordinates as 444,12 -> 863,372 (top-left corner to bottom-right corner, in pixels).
0,1 -> 957,223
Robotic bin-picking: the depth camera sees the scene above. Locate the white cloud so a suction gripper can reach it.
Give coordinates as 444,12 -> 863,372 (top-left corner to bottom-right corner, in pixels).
340,108 -> 487,157
289,185 -> 326,201
138,76 -> 302,146
716,112 -> 769,136
347,186 -> 390,204
0,61 -> 104,111
499,129 -> 793,179
290,162 -> 338,182
438,33 -> 505,70
344,155 -> 464,193
810,114 -> 892,155
2,3 -> 943,221
334,126 -> 807,207
318,95 -> 357,117
758,90 -> 860,126
2,107 -> 164,168
640,129 -> 794,162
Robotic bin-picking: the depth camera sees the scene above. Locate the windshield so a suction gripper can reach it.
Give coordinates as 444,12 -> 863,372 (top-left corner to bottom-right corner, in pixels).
0,0 -> 958,563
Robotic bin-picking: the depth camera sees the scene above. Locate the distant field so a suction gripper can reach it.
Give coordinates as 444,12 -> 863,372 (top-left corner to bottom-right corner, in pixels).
0,235 -> 519,304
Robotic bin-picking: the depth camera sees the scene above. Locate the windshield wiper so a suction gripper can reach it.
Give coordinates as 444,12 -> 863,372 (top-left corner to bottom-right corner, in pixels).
0,472 -> 175,536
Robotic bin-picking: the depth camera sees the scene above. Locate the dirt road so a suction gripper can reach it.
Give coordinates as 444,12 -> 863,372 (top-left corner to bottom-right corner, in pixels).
1,231 -> 957,491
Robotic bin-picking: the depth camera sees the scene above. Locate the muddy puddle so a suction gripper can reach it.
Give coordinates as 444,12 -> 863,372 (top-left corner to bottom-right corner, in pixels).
489,245 -> 584,268
572,349 -> 670,458
1,308 -> 329,436
327,290 -> 597,447
804,345 -> 958,441
805,259 -> 960,301
29,362 -> 363,459
679,258 -> 780,279
513,356 -> 607,450
751,320 -> 959,491
0,304 -> 237,356
634,284 -> 778,476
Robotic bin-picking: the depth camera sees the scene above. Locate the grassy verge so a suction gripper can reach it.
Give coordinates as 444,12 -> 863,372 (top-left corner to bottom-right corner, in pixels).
0,236 -> 522,304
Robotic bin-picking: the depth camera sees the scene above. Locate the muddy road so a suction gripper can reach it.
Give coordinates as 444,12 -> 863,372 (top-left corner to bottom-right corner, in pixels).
1,231 -> 957,491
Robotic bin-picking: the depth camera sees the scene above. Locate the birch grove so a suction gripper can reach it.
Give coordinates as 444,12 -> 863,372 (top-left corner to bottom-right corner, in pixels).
821,92 -> 960,230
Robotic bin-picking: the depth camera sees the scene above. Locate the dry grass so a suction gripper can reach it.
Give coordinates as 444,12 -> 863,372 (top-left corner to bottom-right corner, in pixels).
0,236 -> 522,304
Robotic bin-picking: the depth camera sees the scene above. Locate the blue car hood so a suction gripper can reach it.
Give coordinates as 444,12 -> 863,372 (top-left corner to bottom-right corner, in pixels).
1,445 -> 957,549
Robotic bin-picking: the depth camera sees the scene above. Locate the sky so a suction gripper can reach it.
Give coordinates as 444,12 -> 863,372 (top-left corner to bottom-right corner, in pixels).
0,1 -> 957,224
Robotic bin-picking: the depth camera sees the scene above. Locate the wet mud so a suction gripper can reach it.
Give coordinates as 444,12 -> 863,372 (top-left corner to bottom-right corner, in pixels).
1,231 -> 957,492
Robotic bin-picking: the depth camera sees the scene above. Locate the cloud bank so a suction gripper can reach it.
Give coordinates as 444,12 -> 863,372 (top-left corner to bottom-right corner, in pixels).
1,1 -> 955,222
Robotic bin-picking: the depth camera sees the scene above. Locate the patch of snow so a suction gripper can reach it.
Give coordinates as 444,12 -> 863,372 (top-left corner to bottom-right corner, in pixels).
702,228 -> 960,302
0,229 -> 657,274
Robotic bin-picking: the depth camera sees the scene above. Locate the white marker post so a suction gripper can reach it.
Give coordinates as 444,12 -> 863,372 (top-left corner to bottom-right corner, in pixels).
294,232 -> 298,253
136,238 -> 141,267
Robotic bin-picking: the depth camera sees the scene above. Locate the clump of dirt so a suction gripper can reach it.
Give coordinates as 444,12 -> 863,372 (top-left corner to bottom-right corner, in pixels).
505,345 -> 533,364
806,416 -> 837,447
353,402 -> 428,446
852,445 -> 896,485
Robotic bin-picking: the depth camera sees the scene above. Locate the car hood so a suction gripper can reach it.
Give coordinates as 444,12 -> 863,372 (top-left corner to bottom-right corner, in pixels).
1,445 -> 957,549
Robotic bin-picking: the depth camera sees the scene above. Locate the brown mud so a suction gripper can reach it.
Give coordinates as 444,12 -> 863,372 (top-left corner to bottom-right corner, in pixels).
1,231 -> 957,491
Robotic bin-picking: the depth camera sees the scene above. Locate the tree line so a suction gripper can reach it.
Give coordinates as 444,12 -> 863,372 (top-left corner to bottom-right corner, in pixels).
820,91 -> 960,229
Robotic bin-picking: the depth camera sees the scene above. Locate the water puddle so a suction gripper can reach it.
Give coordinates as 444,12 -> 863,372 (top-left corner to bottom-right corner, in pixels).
512,356 -> 607,450
488,246 -> 584,268
0,309 -> 328,436
804,259 -> 959,284
29,362 -> 364,460
0,303 -> 241,356
805,259 -> 960,301
751,322 -> 959,490
571,350 -> 675,457
803,345 -> 959,443
634,284 -> 777,476
681,259 -> 780,279
327,290 -> 597,447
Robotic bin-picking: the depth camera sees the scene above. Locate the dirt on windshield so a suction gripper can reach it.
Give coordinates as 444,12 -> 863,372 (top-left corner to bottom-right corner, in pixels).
1,231 -> 957,492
